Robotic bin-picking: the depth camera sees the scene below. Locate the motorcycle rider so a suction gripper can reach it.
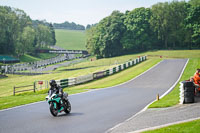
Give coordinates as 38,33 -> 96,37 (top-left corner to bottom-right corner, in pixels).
49,80 -> 63,97
49,80 -> 68,106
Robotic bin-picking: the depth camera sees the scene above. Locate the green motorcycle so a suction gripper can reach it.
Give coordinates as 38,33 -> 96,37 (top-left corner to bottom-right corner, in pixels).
46,90 -> 71,116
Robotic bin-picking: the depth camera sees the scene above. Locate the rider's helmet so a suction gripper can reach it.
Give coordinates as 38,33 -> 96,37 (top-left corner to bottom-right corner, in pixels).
49,80 -> 57,88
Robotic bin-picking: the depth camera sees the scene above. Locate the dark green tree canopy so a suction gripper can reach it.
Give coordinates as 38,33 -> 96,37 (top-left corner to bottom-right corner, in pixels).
0,6 -> 56,57
86,0 -> 200,59
86,11 -> 125,58
53,21 -> 85,30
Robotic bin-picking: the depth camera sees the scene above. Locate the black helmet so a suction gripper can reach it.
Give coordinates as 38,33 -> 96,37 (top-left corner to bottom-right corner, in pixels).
49,80 -> 57,87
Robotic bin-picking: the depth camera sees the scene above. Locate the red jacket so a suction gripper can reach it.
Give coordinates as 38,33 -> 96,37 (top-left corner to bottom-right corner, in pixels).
194,72 -> 200,86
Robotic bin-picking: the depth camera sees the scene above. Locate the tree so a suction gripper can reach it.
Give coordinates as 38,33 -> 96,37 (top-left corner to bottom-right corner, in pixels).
86,11 -> 125,58
53,21 -> 85,30
167,1 -> 190,48
121,7 -> 157,52
49,23 -> 56,46
0,6 -> 19,54
150,2 -> 172,49
189,0 -> 200,6
35,24 -> 53,48
15,26 -> 35,56
186,5 -> 200,47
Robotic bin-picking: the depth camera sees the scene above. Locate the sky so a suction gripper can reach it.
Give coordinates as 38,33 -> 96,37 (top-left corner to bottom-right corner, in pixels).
0,0 -> 187,26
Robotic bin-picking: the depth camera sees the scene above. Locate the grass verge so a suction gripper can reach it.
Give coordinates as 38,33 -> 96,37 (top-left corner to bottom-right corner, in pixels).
55,29 -> 86,50
0,58 -> 161,110
19,53 -> 58,63
143,119 -> 200,133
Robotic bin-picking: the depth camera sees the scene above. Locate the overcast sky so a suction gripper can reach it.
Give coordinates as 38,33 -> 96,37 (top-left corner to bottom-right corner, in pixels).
0,0 -> 187,26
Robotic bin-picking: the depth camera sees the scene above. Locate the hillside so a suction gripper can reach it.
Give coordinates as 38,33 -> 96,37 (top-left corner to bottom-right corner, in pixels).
55,29 -> 86,50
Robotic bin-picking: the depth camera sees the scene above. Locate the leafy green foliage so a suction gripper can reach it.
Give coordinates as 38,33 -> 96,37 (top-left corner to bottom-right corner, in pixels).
86,1 -> 200,58
0,6 -> 56,57
86,11 -> 125,58
186,5 -> 200,47
122,7 -> 156,52
53,21 -> 85,30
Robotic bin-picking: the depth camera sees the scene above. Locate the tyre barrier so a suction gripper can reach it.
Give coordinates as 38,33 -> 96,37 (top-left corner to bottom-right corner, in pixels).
180,81 -> 195,104
56,56 -> 147,89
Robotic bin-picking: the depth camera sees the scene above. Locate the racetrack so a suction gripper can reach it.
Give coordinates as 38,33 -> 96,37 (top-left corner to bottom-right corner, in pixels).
0,59 -> 187,133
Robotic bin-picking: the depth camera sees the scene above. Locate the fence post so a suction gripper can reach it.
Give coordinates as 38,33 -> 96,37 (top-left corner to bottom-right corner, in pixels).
33,82 -> 36,93
13,86 -> 15,96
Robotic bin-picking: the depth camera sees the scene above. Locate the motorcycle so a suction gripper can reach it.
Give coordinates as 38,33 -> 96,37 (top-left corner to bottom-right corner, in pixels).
46,90 -> 71,116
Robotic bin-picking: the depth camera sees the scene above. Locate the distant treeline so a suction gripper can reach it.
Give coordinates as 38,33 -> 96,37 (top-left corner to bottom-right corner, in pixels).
86,0 -> 200,58
53,21 -> 85,30
0,6 -> 56,57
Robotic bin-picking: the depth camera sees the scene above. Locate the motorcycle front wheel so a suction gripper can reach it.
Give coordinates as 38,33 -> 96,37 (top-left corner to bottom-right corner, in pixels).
64,100 -> 71,114
50,103 -> 58,117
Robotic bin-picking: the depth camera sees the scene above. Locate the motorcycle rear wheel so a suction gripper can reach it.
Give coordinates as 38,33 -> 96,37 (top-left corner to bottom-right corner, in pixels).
50,103 -> 58,117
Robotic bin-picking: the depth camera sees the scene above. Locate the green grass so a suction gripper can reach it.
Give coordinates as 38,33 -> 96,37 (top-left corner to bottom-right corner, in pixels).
34,53 -> 58,60
19,53 -> 58,63
55,29 -> 86,50
19,54 -> 40,62
143,119 -> 200,133
149,58 -> 200,108
145,50 -> 200,59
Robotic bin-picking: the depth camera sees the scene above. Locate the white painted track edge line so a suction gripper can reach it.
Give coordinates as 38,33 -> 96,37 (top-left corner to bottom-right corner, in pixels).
160,58 -> 189,99
106,58 -> 189,133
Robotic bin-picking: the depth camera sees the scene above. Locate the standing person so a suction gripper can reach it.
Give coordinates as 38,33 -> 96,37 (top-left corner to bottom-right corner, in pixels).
193,69 -> 200,93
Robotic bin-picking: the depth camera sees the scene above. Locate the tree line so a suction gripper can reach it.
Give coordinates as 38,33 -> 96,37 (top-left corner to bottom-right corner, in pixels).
0,6 -> 56,57
53,21 -> 85,30
86,0 -> 200,58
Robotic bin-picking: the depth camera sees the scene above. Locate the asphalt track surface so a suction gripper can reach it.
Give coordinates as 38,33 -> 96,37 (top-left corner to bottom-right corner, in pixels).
0,59 -> 187,133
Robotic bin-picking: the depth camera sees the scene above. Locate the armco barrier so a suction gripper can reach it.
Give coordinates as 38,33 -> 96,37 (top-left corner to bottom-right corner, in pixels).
134,59 -> 137,65
76,74 -> 93,84
126,62 -> 129,68
60,79 -> 68,88
116,66 -> 119,72
121,64 -> 124,70
68,78 -> 76,86
113,67 -> 116,73
118,65 -> 121,71
106,70 -> 110,76
109,68 -> 113,75
93,71 -> 105,79
58,56 -> 147,89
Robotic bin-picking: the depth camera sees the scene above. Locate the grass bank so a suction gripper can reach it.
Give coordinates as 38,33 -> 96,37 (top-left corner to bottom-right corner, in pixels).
19,53 -> 58,63
55,29 -> 86,50
143,119 -> 200,133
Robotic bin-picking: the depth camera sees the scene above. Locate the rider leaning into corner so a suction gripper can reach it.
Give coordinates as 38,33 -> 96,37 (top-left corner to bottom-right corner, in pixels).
190,69 -> 200,95
49,80 -> 68,104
